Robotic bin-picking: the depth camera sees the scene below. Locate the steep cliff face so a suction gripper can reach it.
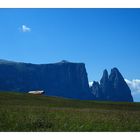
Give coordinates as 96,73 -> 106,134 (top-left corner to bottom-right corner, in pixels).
108,68 -> 133,102
90,81 -> 102,99
0,60 -> 95,100
100,69 -> 111,100
91,68 -> 133,102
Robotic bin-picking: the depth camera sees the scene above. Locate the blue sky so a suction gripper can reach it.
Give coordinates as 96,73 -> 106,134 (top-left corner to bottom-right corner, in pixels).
0,8 -> 140,101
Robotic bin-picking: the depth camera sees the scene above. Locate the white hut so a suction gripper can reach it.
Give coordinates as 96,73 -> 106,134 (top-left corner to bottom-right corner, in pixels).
28,90 -> 45,95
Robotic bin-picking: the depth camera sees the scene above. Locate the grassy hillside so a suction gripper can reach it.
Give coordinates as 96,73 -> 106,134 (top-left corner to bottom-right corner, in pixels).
0,92 -> 140,132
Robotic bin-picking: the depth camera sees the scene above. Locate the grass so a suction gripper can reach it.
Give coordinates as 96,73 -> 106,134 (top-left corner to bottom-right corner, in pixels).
0,92 -> 140,131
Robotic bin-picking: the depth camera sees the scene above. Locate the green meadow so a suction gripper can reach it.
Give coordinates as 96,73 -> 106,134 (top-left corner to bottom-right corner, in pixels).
0,92 -> 140,132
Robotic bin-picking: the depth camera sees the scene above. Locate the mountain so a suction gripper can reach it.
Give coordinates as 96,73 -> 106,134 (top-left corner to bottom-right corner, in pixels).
0,59 -> 95,100
0,59 -> 133,102
90,68 -> 133,102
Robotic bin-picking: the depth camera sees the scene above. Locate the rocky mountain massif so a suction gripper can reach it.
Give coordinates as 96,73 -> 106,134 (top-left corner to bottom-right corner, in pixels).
0,60 -> 95,100
90,68 -> 133,102
0,59 -> 133,102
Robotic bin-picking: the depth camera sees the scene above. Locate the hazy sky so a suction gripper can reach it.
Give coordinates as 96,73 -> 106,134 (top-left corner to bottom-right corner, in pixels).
0,8 -> 140,101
